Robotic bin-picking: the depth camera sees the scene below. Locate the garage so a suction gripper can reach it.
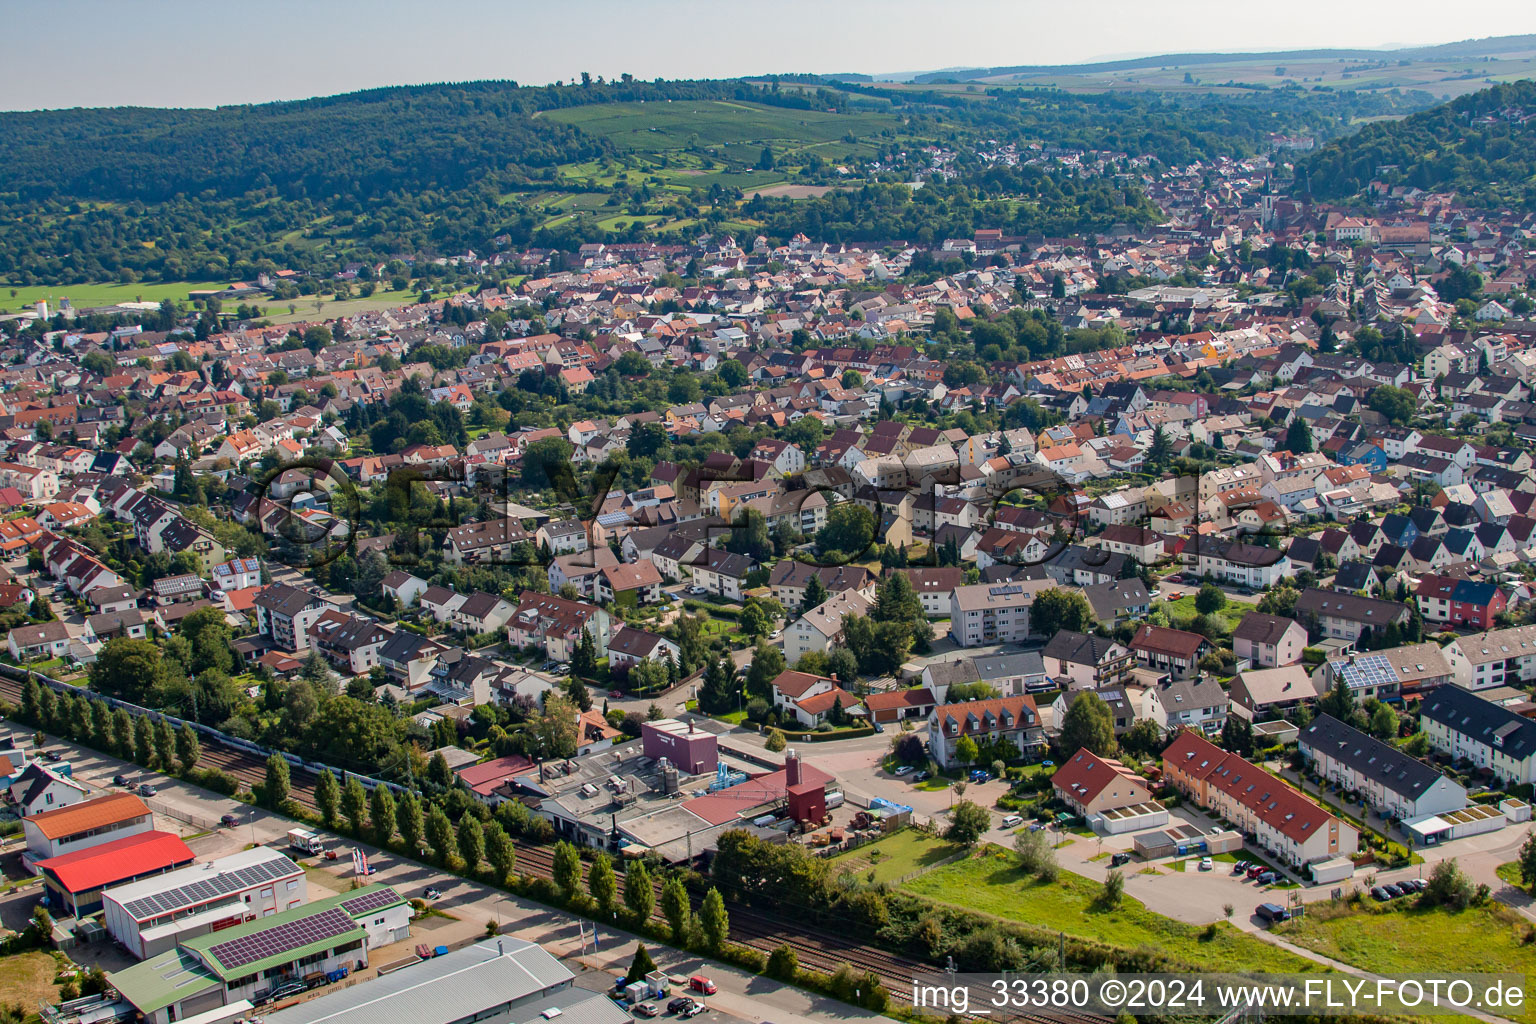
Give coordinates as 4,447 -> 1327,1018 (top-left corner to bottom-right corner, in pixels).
1089,801 -> 1169,835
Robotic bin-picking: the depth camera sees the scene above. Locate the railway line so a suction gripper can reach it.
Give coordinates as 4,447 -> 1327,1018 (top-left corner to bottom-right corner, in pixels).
0,670 -> 1103,1022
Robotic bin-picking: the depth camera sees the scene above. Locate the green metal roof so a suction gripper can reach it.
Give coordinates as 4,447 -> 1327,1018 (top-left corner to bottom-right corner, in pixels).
110,949 -> 219,1015
180,882 -> 402,981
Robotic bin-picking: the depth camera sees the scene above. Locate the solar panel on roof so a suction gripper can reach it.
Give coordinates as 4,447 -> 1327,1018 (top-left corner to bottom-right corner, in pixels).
210,907 -> 357,971
340,886 -> 402,917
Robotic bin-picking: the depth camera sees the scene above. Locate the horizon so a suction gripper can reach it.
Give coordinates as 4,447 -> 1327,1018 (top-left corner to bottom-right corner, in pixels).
4,0 -> 1536,111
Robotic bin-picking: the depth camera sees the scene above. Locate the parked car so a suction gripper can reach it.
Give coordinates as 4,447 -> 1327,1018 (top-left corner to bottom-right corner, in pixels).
1001,814 -> 1023,829
41,750 -> 61,762
1255,871 -> 1278,885
609,689 -> 624,699
1110,852 -> 1132,868
424,887 -> 442,900
913,771 -> 931,782
1255,903 -> 1290,924
1370,886 -> 1390,902
1232,860 -> 1249,874
1383,883 -> 1405,898
682,1003 -> 707,1019
688,976 -> 717,996
1199,857 -> 1213,871
1246,864 -> 1266,879
667,998 -> 695,1015
113,774 -> 130,787
138,783 -> 157,797
220,813 -> 240,828
893,765 -> 914,776
1029,822 -> 1047,832
634,1004 -> 659,1018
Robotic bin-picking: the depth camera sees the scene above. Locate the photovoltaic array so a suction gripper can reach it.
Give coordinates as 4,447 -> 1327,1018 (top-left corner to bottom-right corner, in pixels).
209,907 -> 357,970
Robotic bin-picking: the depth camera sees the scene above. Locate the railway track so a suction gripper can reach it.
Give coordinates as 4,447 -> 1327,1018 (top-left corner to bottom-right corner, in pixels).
0,671 -> 1103,1021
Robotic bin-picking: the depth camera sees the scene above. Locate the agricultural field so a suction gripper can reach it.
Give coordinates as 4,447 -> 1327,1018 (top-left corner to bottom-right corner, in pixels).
901,846 -> 1313,973
0,280 -> 230,315
542,99 -> 900,155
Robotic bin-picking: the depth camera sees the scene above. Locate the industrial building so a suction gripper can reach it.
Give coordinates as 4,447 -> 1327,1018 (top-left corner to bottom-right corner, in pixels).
23,792 -> 155,867
110,884 -> 410,1024
103,847 -> 307,959
499,721 -> 838,862
261,937 -> 630,1024
34,831 -> 194,918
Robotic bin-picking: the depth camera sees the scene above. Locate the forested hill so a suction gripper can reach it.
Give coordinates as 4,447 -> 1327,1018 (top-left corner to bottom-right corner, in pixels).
0,79 -> 766,203
0,77 -> 1426,287
1303,80 -> 1536,209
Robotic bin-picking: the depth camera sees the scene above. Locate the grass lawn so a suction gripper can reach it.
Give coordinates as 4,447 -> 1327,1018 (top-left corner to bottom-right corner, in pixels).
831,829 -> 961,885
1497,861 -> 1523,887
0,279 -> 226,314
902,847 -> 1315,973
1162,594 -> 1247,635
1276,902 -> 1536,1022
0,951 -> 61,1006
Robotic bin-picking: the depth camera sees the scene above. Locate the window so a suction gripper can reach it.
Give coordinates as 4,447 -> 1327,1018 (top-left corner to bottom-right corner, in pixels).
261,887 -> 274,899
286,879 -> 299,891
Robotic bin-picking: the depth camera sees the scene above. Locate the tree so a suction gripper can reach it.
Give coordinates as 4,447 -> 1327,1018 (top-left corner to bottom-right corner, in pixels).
369,785 -> 396,846
457,816 -> 485,872
1519,831 -> 1536,893
744,642 -> 785,699
626,422 -> 670,460
153,718 -> 176,771
1318,682 -> 1358,727
425,805 -> 456,865
1369,703 -> 1399,740
726,509 -> 773,563
661,876 -> 692,941
1013,828 -> 1056,877
342,777 -> 368,835
1422,858 -> 1474,910
954,735 -> 980,766
766,944 -> 799,982
427,751 -> 454,790
624,859 -> 655,923
1147,424 -> 1173,467
873,572 -> 923,625
1195,583 -> 1226,616
571,629 -> 598,682
1368,385 -> 1418,426
529,693 -> 579,759
316,769 -> 340,827
944,799 -> 990,847
264,752 -> 290,809
90,638 -> 165,703
801,573 -> 829,613
589,851 -> 618,913
698,655 -> 737,715
1102,869 -> 1125,907
1221,715 -> 1254,757
1061,690 -> 1118,758
553,841 -> 582,902
1031,588 -> 1094,637
175,723 -> 201,774
765,728 -> 786,752
111,708 -> 133,758
700,887 -> 729,952
816,503 -> 876,560
396,792 -> 425,853
485,821 -> 516,883
1285,416 -> 1315,454
627,943 -> 659,985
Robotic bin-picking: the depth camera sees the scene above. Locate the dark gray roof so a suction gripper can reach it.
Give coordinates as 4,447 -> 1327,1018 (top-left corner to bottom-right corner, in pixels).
1421,686 -> 1536,763
1041,629 -> 1123,667
1081,579 -> 1150,620
1300,714 -> 1449,800
1231,612 -> 1299,646
1295,587 -> 1408,627
971,650 -> 1045,681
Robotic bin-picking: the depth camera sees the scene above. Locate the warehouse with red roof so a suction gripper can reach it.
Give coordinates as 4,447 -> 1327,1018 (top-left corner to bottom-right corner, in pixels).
34,830 -> 194,916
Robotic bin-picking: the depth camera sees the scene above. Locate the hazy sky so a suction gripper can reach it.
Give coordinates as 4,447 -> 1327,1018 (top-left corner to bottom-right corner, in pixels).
5,0 -> 1536,110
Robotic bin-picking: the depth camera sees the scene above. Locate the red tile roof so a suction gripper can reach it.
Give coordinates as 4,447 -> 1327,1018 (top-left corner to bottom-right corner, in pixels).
34,830 -> 193,893
1163,731 -> 1336,843
25,792 -> 149,840
1050,749 -> 1146,806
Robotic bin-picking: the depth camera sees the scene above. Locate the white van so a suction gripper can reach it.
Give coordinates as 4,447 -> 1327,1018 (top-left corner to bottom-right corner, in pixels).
1001,814 -> 1023,829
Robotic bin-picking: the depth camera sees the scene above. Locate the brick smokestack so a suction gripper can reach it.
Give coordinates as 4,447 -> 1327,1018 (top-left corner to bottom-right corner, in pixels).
785,749 -> 801,787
